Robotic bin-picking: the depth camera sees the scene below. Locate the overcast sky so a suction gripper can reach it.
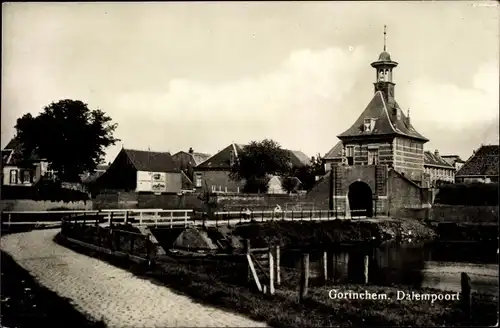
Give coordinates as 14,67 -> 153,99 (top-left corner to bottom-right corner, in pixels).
2,1 -> 499,163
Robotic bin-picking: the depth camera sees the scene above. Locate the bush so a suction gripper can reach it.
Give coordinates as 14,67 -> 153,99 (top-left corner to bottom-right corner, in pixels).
434,183 -> 498,206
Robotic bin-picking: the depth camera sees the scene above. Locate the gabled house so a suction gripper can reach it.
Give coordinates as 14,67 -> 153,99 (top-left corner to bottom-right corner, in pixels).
193,143 -> 310,193
441,155 -> 465,171
193,143 -> 246,193
423,150 -> 455,186
172,147 -> 211,191
94,148 -> 182,194
323,141 -> 343,171
1,137 -> 54,187
456,145 -> 499,183
267,175 -> 302,194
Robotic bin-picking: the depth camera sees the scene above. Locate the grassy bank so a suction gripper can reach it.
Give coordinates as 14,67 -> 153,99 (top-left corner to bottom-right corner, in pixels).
0,250 -> 106,328
230,218 -> 437,248
55,232 -> 497,327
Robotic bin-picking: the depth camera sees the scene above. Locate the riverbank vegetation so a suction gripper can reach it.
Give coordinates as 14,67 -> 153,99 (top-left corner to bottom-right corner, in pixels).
55,231 -> 498,327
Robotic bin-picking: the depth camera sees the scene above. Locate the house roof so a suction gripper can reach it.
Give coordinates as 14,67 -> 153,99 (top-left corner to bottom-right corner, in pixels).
196,143 -> 310,169
423,151 -> 454,168
441,155 -> 465,165
122,148 -> 179,172
1,137 -> 41,166
324,141 -> 343,159
456,145 -> 499,177
337,91 -> 428,142
196,143 -> 245,169
287,150 -> 311,166
191,152 -> 212,166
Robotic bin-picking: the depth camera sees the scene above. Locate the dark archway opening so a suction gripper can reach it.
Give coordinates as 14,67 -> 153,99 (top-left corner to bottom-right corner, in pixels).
348,181 -> 373,218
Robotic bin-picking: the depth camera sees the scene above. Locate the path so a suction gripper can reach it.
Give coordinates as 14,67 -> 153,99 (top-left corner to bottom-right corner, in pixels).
1,229 -> 268,328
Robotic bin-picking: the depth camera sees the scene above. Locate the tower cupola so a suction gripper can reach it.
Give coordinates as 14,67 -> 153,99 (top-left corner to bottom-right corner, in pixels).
371,25 -> 398,103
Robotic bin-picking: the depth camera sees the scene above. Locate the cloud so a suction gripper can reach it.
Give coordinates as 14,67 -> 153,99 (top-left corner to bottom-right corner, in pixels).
112,46 -> 369,155
405,60 -> 499,128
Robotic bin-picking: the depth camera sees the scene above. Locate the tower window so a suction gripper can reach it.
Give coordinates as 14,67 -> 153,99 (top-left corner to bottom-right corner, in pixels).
345,146 -> 354,165
368,149 -> 379,165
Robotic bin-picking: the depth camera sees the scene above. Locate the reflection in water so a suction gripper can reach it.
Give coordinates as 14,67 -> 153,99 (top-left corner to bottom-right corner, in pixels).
284,241 -> 499,296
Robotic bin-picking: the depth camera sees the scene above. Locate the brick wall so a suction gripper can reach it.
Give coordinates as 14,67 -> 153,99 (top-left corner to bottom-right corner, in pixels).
393,137 -> 425,182
387,170 -> 425,214
215,193 -> 317,211
194,170 -> 244,193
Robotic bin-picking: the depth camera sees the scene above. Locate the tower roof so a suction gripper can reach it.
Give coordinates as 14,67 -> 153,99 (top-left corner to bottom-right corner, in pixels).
378,51 -> 392,61
337,91 -> 428,141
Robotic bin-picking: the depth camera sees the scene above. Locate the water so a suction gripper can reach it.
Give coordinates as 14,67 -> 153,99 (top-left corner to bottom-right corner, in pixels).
284,241 -> 499,296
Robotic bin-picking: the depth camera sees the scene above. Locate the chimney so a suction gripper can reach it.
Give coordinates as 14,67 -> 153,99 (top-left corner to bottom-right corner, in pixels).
188,147 -> 194,154
434,149 -> 439,157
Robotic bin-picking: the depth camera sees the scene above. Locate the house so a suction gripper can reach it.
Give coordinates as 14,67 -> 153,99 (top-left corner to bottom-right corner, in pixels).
267,175 -> 302,194
172,147 -> 211,191
313,29 -> 432,217
441,155 -> 465,171
1,137 -> 54,186
423,150 -> 455,186
193,143 -> 310,193
323,141 -> 343,171
455,145 -> 499,183
94,147 -> 182,194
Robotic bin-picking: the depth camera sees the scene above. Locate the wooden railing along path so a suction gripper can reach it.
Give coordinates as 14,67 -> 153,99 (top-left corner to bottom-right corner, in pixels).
0,208 -> 371,229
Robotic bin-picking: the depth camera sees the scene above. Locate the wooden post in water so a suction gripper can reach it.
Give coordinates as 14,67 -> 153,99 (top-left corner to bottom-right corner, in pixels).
363,255 -> 369,284
461,272 -> 472,319
275,246 -> 281,286
322,251 -> 328,282
245,239 -> 251,284
299,253 -> 310,303
269,248 -> 275,295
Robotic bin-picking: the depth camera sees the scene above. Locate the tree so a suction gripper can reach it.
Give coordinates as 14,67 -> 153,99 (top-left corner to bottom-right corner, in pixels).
293,154 -> 326,191
15,99 -> 119,182
230,139 -> 292,193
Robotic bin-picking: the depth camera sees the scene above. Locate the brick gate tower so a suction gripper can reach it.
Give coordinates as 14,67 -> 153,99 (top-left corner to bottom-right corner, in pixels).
324,26 -> 432,218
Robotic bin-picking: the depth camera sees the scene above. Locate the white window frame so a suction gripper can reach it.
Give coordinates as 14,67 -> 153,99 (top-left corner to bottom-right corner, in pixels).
195,172 -> 202,188
368,148 -> 379,165
345,146 -> 354,165
9,170 -> 18,185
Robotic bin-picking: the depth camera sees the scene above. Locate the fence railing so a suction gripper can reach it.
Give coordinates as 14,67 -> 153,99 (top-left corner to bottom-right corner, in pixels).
60,219 -> 156,263
0,208 -> 193,228
1,207 -> 371,229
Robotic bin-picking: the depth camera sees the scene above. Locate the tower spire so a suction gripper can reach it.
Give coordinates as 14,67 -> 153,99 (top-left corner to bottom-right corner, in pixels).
383,25 -> 387,52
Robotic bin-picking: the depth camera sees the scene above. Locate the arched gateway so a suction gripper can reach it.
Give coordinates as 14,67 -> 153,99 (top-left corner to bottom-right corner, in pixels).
348,181 -> 373,218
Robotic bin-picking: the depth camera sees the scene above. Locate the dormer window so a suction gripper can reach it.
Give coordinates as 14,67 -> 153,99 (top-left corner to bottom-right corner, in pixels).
364,118 -> 375,132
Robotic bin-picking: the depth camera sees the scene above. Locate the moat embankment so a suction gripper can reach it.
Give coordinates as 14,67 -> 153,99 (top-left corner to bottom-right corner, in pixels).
230,218 -> 437,249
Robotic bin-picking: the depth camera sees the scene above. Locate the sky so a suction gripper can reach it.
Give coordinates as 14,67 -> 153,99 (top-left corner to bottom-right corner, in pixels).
2,1 -> 499,164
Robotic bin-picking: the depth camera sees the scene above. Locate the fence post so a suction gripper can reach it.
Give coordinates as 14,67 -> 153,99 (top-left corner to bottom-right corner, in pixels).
269,248 -> 275,295
299,253 -> 310,303
124,211 -> 129,224
184,211 -> 188,227
261,211 -> 264,222
140,212 -> 143,225
322,251 -> 328,282
275,246 -> 281,286
461,272 -> 472,319
170,211 -> 173,228
245,239 -> 251,284
364,255 -> 369,284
